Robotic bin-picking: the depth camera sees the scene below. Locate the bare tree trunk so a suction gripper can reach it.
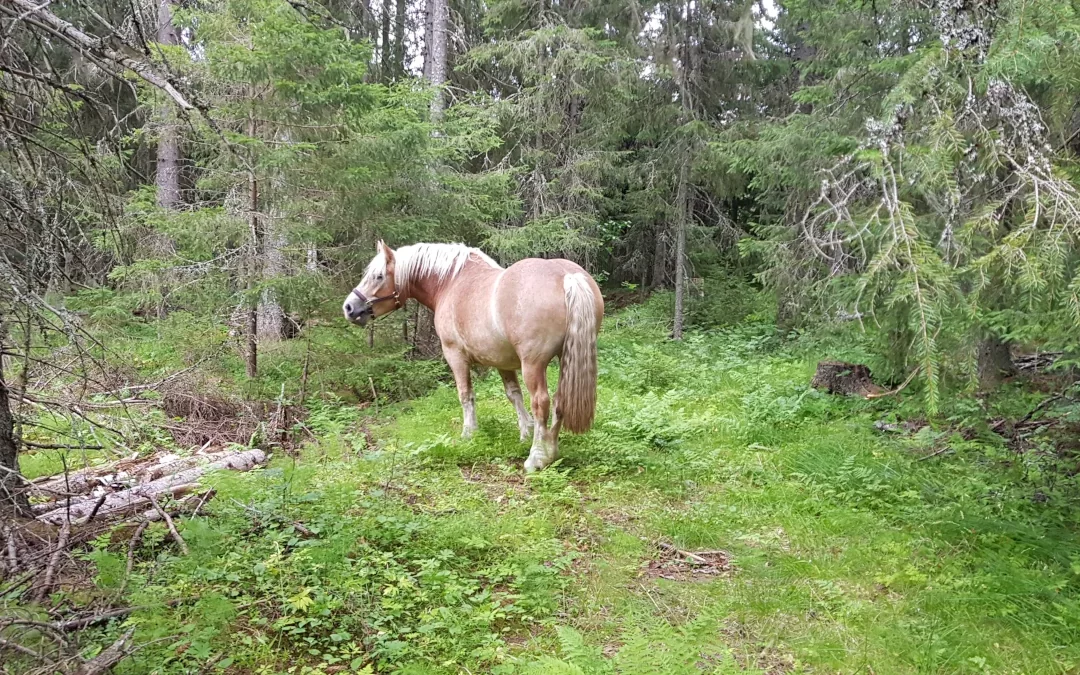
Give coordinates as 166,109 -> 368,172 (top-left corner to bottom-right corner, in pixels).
306,243 -> 318,272
393,0 -> 406,76
411,305 -> 439,358
422,0 -> 435,80
671,0 -> 693,340
380,0 -> 392,80
246,117 -> 260,379
45,228 -> 67,296
257,202 -> 286,344
651,229 -> 668,289
672,157 -> 689,340
977,334 -> 1015,389
427,0 -> 448,121
155,0 -> 181,209
0,330 -> 30,518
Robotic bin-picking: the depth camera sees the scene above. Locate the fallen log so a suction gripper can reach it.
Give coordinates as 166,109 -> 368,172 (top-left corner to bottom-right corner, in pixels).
36,449 -> 265,525
32,482 -> 201,518
29,465 -> 133,499
29,449 -> 232,500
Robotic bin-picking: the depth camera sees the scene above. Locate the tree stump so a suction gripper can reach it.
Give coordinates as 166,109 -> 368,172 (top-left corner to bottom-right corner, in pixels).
810,361 -> 882,397
976,335 -> 1016,389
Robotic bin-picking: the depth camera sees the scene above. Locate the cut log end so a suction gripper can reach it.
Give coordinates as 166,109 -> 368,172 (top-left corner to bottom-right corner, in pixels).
811,361 -> 883,398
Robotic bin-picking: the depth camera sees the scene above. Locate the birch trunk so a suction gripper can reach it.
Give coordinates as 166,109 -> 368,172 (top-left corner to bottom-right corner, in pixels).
427,0 -> 448,121
155,0 -> 182,209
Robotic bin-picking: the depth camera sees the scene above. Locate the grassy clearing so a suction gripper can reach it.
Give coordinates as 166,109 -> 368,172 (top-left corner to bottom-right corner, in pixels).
57,297 -> 1080,674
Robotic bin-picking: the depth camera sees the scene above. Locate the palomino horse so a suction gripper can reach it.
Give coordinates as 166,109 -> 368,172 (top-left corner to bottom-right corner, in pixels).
343,242 -> 603,471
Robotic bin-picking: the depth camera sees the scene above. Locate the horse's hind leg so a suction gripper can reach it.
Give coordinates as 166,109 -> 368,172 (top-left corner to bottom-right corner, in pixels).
444,348 -> 478,439
499,369 -> 533,441
522,360 -> 558,472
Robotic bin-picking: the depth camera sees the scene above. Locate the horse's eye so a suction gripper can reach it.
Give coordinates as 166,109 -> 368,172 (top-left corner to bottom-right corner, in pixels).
376,274 -> 384,281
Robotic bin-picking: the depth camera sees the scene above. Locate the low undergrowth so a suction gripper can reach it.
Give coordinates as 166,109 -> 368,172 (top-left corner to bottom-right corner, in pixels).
18,294 -> 1080,674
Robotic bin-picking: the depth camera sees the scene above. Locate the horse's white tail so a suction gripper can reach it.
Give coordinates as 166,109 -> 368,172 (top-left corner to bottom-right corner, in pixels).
556,273 -> 599,434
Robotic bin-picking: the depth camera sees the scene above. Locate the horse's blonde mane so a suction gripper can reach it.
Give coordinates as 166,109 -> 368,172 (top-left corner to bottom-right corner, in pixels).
365,242 -> 500,291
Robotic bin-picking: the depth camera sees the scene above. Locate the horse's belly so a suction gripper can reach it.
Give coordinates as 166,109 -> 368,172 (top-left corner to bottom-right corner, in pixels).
467,338 -> 520,370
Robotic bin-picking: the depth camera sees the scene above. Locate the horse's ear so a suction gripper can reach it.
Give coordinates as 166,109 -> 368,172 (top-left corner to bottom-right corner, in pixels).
379,240 -> 396,273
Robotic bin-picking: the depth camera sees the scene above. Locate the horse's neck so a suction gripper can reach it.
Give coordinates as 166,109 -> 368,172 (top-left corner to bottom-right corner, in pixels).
405,257 -> 494,311
406,274 -> 442,311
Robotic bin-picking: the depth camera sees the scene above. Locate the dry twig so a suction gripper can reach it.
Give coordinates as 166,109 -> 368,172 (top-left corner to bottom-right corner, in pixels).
148,494 -> 188,555
122,520 -> 149,592
35,518 -> 70,601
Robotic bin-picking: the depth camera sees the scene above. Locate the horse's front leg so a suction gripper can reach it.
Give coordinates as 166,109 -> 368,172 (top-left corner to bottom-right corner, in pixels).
499,369 -> 532,441
444,347 -> 478,439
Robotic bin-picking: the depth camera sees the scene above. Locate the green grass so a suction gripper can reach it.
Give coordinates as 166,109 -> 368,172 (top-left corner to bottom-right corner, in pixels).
44,297 -> 1080,674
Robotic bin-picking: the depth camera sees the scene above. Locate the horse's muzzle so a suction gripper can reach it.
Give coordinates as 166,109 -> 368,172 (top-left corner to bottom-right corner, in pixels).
343,298 -> 372,326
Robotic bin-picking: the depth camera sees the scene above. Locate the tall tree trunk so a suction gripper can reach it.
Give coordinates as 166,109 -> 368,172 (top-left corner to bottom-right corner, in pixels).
380,0 -> 392,80
257,206 -> 286,344
422,0 -> 435,80
672,155 -> 689,340
393,0 -> 406,77
155,0 -> 181,209
0,330 -> 30,518
246,116 -> 260,379
651,229 -> 668,289
427,0 -> 448,121
671,0 -> 693,340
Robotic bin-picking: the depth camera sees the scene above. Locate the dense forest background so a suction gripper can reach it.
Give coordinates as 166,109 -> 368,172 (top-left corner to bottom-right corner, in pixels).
5,0 -> 1080,672
5,0 -> 1080,418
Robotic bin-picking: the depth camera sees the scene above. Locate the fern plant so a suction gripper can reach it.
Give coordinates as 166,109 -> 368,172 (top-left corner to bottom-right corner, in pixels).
521,617 -> 734,675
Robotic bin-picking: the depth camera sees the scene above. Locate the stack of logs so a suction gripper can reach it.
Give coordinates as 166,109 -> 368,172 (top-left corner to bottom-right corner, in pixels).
28,447 -> 266,526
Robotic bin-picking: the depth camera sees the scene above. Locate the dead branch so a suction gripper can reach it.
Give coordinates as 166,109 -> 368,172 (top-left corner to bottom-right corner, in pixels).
1,0 -> 195,112
84,494 -> 108,523
148,493 -> 188,555
865,366 -> 920,399
121,521 -> 149,593
657,541 -> 710,565
0,616 -> 70,648
20,441 -> 104,451
3,525 -> 17,575
55,606 -> 139,632
34,518 -> 70,601
77,628 -> 135,675
0,636 -> 55,665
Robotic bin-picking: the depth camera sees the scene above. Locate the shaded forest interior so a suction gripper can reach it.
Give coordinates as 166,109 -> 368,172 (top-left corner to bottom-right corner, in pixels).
4,0 -> 1080,673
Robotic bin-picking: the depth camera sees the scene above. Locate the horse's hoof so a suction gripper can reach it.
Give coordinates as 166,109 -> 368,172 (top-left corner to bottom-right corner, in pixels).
524,457 -> 543,473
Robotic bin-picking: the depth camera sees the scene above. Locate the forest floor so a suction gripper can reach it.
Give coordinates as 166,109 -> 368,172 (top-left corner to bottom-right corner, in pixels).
15,300 -> 1080,674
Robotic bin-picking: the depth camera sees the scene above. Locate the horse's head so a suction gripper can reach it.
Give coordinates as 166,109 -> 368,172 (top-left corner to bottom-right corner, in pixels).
343,240 -> 402,326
